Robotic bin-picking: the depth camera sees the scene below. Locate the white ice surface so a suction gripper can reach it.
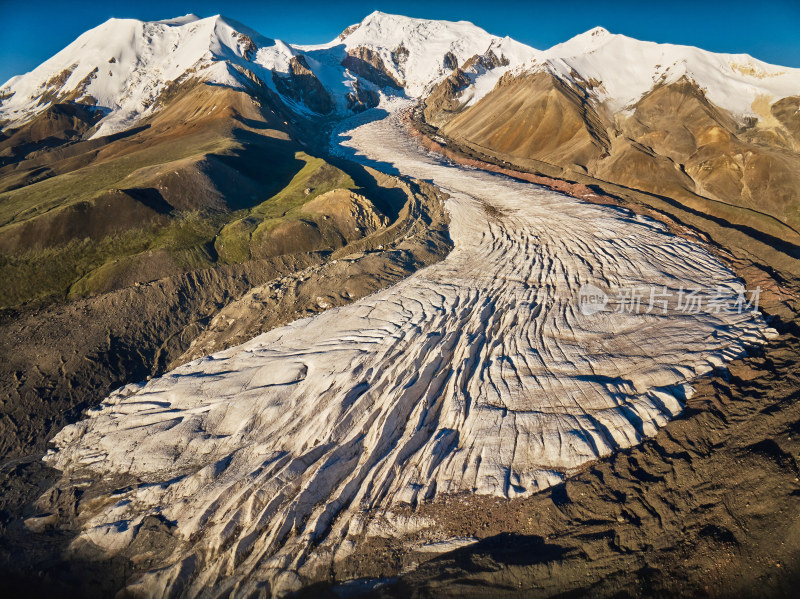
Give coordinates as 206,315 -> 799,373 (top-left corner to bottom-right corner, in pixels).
44,100 -> 774,596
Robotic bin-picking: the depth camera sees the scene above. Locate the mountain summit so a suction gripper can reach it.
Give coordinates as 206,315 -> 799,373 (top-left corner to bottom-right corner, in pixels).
0,12 -> 514,136
538,26 -> 800,115
0,15 -> 268,136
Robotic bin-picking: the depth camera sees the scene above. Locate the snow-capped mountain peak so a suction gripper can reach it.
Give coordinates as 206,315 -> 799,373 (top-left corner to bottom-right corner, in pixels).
2,12 -> 798,139
328,11 -> 507,96
0,11 -> 527,137
156,13 -> 202,26
0,14 -> 275,136
551,25 -> 613,54
586,26 -> 610,36
533,27 -> 800,117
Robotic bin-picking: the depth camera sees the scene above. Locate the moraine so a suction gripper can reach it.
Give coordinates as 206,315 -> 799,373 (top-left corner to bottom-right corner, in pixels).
44,100 -> 774,596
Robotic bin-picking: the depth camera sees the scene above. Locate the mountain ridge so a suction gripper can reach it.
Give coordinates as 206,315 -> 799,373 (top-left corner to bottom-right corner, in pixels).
3,11 -> 799,140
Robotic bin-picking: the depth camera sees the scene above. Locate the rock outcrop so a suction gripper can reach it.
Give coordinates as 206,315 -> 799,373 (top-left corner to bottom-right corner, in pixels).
272,56 -> 333,114
422,49 -> 514,127
341,46 -> 403,90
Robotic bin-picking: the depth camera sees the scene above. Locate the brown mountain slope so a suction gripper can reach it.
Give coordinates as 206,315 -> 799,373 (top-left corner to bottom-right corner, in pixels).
422,67 -> 472,127
0,77 -> 297,221
440,71 -> 610,170
616,79 -> 800,236
0,76 -> 404,309
428,73 -> 800,251
0,102 -> 103,169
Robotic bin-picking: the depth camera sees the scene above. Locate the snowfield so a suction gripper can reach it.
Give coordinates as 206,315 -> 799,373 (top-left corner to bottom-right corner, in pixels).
0,11 -> 522,137
528,26 -> 800,118
44,102 -> 775,596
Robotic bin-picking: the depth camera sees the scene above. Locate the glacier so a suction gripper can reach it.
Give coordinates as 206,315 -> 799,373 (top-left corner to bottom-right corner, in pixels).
43,101 -> 775,596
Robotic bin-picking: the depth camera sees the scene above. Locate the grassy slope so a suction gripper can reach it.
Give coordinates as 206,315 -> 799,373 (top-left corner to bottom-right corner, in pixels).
0,78 -> 370,310
215,153 -> 356,263
0,151 -> 356,309
0,130 -> 234,229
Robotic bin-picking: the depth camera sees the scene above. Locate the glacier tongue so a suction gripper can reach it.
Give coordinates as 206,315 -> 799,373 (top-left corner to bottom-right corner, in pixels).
44,102 -> 773,595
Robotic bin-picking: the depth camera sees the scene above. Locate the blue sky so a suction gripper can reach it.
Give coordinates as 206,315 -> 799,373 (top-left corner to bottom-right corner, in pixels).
1,0 -> 799,84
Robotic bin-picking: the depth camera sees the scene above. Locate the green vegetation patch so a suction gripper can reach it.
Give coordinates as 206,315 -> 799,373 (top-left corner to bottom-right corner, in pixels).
215,152 -> 356,263
0,211 -> 225,308
0,152 -> 358,310
0,130 -> 235,228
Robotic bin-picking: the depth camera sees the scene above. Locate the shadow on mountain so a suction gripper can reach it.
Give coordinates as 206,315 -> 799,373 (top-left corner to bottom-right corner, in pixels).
328,108 -> 400,174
